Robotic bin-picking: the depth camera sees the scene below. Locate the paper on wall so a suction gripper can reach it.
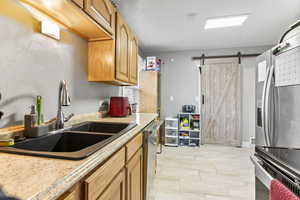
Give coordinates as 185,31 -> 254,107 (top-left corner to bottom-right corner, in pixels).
258,60 -> 267,82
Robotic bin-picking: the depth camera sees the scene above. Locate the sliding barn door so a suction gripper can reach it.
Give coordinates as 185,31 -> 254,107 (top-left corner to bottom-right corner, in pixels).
201,58 -> 241,146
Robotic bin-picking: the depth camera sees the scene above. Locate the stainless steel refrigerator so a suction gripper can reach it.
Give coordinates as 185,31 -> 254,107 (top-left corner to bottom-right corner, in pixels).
256,25 -> 300,148
253,21 -> 300,200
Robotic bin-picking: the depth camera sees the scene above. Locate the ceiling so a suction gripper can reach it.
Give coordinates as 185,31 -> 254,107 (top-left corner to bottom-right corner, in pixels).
115,0 -> 300,53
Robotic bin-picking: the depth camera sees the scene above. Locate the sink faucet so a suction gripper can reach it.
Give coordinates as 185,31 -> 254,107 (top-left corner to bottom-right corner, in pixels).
56,80 -> 74,129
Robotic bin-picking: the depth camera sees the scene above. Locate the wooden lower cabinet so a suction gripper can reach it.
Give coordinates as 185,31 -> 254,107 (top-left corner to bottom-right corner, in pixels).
126,148 -> 143,200
58,183 -> 82,200
97,169 -> 126,200
84,148 -> 125,200
126,133 -> 143,161
58,133 -> 145,200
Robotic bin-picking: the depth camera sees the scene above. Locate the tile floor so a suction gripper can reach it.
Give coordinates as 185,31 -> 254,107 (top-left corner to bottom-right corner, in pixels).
151,145 -> 254,200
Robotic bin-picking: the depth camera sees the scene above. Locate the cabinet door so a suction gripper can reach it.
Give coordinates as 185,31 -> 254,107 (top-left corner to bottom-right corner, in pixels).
139,71 -> 159,113
116,13 -> 130,82
129,34 -> 138,84
97,169 -> 126,200
85,0 -> 116,35
126,148 -> 143,200
84,148 -> 125,200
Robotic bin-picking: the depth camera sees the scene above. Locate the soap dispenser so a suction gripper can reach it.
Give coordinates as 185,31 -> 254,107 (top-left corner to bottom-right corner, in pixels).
24,105 -> 37,129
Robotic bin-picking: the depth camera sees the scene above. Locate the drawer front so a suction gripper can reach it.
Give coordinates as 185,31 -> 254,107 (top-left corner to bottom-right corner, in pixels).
126,133 -> 143,161
84,147 -> 125,200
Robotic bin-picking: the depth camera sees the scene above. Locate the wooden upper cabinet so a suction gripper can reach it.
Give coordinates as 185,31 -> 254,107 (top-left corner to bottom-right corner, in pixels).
88,40 -> 116,82
129,34 -> 139,84
87,13 -> 139,85
126,148 -> 143,200
97,169 -> 126,200
84,0 -> 116,35
116,13 -> 130,83
72,0 -> 83,8
20,0 -> 111,40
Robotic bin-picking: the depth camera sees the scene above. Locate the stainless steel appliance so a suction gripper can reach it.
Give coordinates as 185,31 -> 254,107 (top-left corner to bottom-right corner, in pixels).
252,147 -> 300,200
182,105 -> 196,113
253,20 -> 300,199
143,120 -> 161,200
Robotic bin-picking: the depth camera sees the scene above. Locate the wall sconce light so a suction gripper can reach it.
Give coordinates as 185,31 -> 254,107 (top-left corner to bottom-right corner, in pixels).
41,20 -> 60,40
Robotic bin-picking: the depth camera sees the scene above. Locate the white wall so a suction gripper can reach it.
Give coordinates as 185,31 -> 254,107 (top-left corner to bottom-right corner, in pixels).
147,45 -> 272,142
0,14 -> 120,128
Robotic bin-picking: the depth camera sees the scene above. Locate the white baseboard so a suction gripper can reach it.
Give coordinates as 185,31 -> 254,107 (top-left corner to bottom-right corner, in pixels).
242,141 -> 254,148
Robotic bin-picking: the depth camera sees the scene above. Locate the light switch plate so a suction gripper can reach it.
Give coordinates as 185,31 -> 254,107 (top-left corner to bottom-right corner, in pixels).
170,96 -> 174,101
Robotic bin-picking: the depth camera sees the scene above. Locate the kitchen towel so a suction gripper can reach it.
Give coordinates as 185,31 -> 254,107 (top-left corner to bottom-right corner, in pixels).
270,179 -> 300,200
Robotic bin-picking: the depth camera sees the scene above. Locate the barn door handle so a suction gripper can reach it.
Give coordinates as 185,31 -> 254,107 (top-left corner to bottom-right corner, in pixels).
202,95 -> 205,105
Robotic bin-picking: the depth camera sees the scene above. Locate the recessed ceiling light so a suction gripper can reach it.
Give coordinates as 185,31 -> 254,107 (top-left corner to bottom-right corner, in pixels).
205,14 -> 249,29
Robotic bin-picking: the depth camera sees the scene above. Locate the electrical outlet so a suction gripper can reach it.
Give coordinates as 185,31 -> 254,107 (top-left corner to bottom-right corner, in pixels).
170,96 -> 174,101
250,137 -> 255,144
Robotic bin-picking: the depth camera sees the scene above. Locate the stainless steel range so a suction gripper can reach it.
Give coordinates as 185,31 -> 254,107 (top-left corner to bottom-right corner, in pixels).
253,20 -> 300,199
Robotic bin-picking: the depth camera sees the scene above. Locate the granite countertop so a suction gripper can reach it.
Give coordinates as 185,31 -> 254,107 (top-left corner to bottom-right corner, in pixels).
0,113 -> 157,200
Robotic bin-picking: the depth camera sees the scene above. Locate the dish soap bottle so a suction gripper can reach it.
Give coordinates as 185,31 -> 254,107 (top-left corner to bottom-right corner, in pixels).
36,95 -> 43,125
24,105 -> 37,129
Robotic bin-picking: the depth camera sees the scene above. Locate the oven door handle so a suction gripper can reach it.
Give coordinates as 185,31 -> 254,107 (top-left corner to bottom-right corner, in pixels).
251,155 -> 273,189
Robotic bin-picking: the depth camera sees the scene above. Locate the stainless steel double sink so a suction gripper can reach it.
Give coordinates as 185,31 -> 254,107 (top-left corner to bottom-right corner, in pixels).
0,122 -> 137,160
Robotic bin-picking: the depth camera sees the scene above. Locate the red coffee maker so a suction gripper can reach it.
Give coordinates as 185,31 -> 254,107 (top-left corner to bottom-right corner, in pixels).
109,97 -> 132,117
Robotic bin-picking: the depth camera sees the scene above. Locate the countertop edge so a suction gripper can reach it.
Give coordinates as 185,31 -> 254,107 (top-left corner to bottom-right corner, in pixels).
28,114 -> 157,200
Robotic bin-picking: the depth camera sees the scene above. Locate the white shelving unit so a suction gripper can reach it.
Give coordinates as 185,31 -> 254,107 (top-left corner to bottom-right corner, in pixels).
164,118 -> 179,146
178,113 -> 201,146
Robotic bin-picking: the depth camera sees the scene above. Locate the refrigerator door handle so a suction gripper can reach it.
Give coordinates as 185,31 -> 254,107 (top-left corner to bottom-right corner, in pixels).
265,65 -> 274,146
262,66 -> 271,146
